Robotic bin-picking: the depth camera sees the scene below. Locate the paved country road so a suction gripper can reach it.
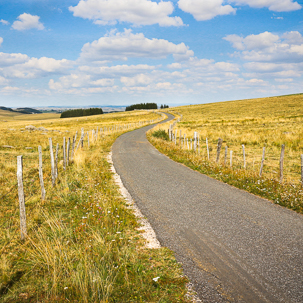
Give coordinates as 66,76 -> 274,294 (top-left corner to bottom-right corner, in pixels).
112,114 -> 303,303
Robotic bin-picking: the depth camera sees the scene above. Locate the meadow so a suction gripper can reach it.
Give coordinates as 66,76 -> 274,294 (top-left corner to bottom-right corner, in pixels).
149,94 -> 303,213
0,111 -> 189,302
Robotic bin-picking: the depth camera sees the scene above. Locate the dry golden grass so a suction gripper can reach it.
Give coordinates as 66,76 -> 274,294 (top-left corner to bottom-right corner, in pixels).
161,94 -> 303,183
0,110 -> 189,302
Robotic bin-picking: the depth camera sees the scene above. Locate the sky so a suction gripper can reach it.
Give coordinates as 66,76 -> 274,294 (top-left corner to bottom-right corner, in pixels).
0,0 -> 302,107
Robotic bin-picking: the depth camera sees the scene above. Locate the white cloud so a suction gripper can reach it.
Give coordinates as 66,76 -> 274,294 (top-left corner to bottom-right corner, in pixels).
69,0 -> 183,26
80,29 -> 193,61
0,54 -> 73,79
224,31 -> 280,51
178,0 -> 236,21
0,37 -> 3,47
0,19 -> 9,25
224,31 -> 303,63
229,0 -> 301,12
178,0 -> 301,21
121,74 -> 153,86
0,52 -> 29,67
12,13 -> 44,31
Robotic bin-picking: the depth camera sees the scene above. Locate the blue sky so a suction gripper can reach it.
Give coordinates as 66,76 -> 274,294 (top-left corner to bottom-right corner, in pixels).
0,0 -> 302,107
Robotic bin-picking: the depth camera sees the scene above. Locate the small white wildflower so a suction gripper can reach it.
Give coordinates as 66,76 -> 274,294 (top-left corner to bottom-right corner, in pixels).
153,277 -> 160,282
64,287 -> 68,290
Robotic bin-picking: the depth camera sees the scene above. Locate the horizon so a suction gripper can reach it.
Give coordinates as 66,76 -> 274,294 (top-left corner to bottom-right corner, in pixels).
0,0 -> 303,107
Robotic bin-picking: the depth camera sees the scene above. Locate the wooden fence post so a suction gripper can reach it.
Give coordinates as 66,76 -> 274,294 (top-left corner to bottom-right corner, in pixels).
190,138 -> 192,150
194,132 -> 197,151
179,130 -> 182,146
224,146 -> 228,166
187,138 -> 189,150
230,150 -> 233,168
259,147 -> 266,177
206,138 -> 210,161
55,143 -> 59,179
301,154 -> 303,186
216,138 -> 223,163
87,132 -> 90,148
242,144 -> 246,169
198,134 -> 200,154
17,155 -> 27,240
67,138 -> 70,167
71,136 -> 75,161
49,138 -> 56,186
175,130 -> 177,145
279,144 -> 285,183
38,146 -> 46,200
63,137 -> 66,171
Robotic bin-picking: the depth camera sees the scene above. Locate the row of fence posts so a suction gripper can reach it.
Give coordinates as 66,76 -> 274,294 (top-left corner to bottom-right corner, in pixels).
15,117 -> 162,240
168,119 -> 303,186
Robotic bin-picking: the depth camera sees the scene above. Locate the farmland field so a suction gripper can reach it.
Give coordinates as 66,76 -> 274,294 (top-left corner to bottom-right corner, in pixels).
0,110 -> 189,302
149,94 -> 303,213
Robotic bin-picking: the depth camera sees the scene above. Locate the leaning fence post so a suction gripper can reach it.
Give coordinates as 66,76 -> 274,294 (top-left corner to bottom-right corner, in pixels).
63,137 -> 66,171
206,138 -> 210,161
259,147 -> 266,177
38,146 -> 46,200
17,155 -> 27,240
49,138 -> 56,187
242,144 -> 246,169
279,144 -> 285,183
216,138 -> 223,163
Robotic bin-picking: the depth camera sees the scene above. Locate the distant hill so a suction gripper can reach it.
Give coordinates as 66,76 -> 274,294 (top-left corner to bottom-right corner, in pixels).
15,107 -> 42,114
0,106 -> 42,114
0,106 -> 15,112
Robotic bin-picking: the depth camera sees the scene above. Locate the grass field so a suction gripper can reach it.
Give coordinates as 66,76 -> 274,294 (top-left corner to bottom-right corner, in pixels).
0,110 -> 190,302
148,94 -> 303,213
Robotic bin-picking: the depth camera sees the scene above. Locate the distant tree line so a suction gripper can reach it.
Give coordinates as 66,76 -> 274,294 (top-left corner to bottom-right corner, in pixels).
160,104 -> 169,109
125,103 -> 158,111
60,108 -> 103,118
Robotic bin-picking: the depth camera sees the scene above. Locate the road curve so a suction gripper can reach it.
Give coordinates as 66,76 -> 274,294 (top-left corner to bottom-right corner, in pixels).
112,114 -> 303,303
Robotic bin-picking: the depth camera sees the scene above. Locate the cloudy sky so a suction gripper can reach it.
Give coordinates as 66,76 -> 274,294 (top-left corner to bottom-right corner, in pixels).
0,0 -> 302,107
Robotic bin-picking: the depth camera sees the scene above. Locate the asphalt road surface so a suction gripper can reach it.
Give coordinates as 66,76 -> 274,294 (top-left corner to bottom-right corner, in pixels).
112,114 -> 303,303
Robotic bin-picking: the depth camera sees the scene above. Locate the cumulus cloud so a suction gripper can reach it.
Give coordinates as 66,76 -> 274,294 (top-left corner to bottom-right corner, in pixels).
80,29 -> 194,61
0,52 -> 29,67
69,0 -> 183,26
0,53 -> 73,79
178,0 -> 236,21
0,38 -> 3,47
230,0 -> 301,12
178,0 -> 301,21
12,13 -> 44,31
224,31 -> 303,63
0,19 -> 9,25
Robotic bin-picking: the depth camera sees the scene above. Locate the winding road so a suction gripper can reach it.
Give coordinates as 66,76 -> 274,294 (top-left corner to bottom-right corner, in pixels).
112,114 -> 303,303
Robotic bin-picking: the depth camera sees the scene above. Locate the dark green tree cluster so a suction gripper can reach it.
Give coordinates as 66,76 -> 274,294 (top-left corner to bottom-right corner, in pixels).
60,108 -> 103,118
125,103 -> 157,111
160,104 -> 169,109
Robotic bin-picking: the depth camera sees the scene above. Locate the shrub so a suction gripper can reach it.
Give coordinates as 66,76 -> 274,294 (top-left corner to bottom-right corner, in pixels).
152,129 -> 169,141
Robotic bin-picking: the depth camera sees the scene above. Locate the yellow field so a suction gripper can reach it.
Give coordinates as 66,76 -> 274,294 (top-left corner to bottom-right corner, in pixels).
165,94 -> 303,183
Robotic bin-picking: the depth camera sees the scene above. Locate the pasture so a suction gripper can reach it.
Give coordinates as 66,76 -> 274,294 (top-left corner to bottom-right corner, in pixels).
0,110 -> 189,302
149,94 -> 303,213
